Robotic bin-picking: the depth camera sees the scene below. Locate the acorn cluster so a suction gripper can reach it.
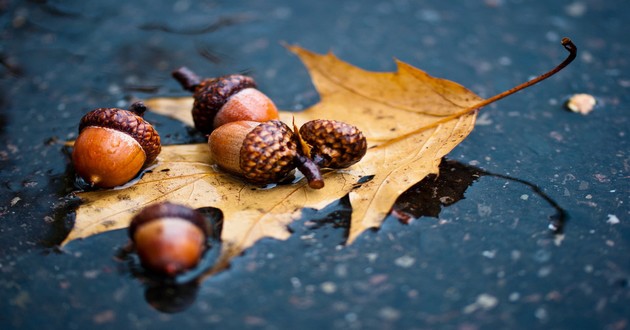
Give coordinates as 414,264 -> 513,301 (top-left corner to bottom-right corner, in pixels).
70,67 -> 367,276
173,67 -> 367,189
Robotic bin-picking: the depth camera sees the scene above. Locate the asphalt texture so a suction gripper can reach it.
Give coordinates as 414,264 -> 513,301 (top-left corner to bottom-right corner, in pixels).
0,0 -> 628,329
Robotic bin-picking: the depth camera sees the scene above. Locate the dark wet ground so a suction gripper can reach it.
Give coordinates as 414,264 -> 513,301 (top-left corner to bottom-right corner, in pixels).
1,0 -> 629,329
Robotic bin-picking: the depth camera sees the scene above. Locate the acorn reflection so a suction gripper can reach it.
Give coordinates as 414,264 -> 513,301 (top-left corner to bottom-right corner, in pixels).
144,281 -> 199,313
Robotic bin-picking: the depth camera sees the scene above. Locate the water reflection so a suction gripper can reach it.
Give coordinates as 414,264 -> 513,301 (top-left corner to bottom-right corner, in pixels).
144,281 -> 200,313
392,158 -> 567,233
111,158 -> 567,314
116,206 -> 223,314
392,159 -> 483,222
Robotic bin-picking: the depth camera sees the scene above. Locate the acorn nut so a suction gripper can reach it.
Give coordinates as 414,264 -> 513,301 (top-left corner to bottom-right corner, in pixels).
129,202 -> 209,276
299,119 -> 367,169
208,120 -> 324,189
72,101 -> 161,188
172,67 -> 279,134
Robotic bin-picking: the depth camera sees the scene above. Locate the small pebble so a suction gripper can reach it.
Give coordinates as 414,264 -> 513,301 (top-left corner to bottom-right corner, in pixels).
554,234 -> 565,246
290,277 -> 302,289
93,310 -> 115,324
566,93 -> 596,115
482,250 -> 497,259
511,250 -> 521,261
378,307 -> 401,321
463,294 -> 499,314
535,307 -> 548,320
565,2 -> 587,17
606,214 -> 620,225
344,312 -> 358,322
335,264 -> 348,278
538,266 -> 552,278
320,281 -> 337,294
394,255 -> 415,268
477,294 -> 498,308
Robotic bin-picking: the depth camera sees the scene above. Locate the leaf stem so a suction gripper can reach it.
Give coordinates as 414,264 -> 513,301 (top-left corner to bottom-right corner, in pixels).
374,38 -> 577,149
442,38 -> 577,123
470,37 -> 577,111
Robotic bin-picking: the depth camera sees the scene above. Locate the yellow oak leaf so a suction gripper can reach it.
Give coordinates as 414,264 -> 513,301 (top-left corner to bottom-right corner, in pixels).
64,39 -> 577,276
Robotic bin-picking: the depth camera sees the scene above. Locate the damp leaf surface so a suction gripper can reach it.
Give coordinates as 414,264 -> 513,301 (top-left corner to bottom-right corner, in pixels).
65,45 -> 484,272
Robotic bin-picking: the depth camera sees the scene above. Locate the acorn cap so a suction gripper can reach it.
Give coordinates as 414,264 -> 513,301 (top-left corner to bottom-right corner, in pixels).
128,202 -> 209,239
240,120 -> 298,184
192,74 -> 257,134
78,102 -> 161,165
299,119 -> 367,168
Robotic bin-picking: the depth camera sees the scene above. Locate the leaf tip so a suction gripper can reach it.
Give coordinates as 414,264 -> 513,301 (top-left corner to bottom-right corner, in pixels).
282,42 -> 303,55
279,40 -> 291,50
393,58 -> 419,75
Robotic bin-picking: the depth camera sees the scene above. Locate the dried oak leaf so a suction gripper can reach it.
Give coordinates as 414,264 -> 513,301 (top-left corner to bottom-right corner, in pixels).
64,40 -> 576,274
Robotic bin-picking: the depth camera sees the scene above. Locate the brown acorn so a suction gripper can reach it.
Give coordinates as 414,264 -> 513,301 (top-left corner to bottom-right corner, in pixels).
129,202 -> 209,276
172,67 -> 279,134
208,120 -> 324,189
299,119 -> 367,169
72,102 -> 161,188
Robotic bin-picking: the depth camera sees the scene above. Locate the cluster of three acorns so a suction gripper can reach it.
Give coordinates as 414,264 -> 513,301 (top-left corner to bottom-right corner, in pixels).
172,67 -> 368,189
71,67 -> 367,276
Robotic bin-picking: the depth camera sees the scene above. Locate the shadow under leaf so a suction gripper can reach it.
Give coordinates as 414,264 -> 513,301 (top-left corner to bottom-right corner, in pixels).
390,158 -> 567,234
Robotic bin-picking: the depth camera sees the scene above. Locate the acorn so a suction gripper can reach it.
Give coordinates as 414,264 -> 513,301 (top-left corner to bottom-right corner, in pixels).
208,120 -> 324,189
129,202 -> 209,276
72,101 -> 161,188
299,119 -> 367,169
172,67 -> 279,134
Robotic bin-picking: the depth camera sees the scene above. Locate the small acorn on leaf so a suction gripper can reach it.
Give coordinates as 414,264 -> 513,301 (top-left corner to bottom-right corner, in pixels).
299,119 -> 367,169
72,101 -> 161,188
208,120 -> 325,189
172,67 -> 279,134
